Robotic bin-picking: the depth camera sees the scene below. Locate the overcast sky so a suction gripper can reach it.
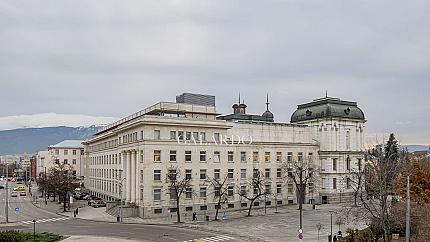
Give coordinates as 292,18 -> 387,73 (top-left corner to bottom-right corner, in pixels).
1,0 -> 429,145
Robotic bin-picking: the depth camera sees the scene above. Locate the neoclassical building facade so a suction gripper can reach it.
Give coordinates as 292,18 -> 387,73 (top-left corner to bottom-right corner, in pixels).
83,94 -> 365,218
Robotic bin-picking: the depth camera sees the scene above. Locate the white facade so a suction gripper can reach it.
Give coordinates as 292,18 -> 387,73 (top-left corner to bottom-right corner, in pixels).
84,96 -> 365,218
36,140 -> 85,178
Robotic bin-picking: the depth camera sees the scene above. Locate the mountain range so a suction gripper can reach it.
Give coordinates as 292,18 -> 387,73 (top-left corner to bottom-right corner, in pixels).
0,126 -> 101,155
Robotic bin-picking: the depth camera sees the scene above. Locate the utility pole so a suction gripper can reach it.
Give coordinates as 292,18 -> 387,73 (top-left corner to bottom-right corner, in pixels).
119,177 -> 126,222
299,166 -> 303,230
406,176 -> 410,242
5,163 -> 9,223
329,211 -> 334,242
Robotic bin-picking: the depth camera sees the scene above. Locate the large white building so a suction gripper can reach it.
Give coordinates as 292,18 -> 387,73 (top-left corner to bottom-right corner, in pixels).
36,140 -> 85,179
83,94 -> 365,218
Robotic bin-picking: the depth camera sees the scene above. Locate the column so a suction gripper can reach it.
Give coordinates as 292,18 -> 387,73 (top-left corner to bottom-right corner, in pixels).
135,150 -> 140,205
131,150 -> 136,203
128,150 -> 132,202
124,151 -> 130,202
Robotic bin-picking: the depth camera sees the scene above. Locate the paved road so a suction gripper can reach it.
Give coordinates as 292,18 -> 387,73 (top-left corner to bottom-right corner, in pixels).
0,181 -> 243,242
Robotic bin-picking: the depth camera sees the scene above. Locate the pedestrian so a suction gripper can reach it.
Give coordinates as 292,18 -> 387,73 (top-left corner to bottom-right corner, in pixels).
192,212 -> 197,221
73,210 -> 76,217
333,234 -> 337,241
75,207 -> 79,215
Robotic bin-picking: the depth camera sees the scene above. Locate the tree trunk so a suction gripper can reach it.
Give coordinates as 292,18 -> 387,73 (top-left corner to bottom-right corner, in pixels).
63,193 -> 67,212
176,199 -> 181,223
215,202 -> 220,221
247,199 -> 255,216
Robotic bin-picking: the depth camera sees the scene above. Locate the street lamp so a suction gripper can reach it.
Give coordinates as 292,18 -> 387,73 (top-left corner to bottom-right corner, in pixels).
329,211 -> 334,242
316,223 -> 322,242
119,177 -> 126,222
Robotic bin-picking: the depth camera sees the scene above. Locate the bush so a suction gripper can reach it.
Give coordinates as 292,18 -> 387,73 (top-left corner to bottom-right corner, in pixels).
0,230 -> 62,242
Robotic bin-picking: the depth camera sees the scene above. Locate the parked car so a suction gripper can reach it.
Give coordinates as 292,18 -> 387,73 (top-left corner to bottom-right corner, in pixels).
89,198 -> 106,208
20,191 -> 26,196
11,192 -> 18,197
0,185 -> 4,189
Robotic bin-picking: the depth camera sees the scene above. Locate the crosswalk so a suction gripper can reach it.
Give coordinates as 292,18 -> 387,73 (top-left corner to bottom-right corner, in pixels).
19,217 -> 70,225
182,235 -> 234,242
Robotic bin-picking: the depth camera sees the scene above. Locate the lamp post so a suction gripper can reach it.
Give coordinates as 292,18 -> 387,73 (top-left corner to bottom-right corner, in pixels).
119,177 -> 126,222
316,223 -> 322,242
329,211 -> 334,242
5,163 -> 9,223
32,219 -> 36,241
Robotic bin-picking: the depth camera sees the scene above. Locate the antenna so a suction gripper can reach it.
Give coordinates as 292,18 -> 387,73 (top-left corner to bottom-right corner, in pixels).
325,90 -> 328,98
238,92 -> 241,104
266,93 -> 270,110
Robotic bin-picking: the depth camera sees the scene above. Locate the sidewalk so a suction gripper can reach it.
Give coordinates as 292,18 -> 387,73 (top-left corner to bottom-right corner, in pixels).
62,236 -> 143,242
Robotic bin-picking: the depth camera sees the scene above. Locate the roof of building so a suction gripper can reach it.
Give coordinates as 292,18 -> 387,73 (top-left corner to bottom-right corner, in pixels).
49,140 -> 84,149
290,96 -> 365,123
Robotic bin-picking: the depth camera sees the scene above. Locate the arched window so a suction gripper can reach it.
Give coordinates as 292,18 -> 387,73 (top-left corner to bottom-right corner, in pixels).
346,130 -> 351,150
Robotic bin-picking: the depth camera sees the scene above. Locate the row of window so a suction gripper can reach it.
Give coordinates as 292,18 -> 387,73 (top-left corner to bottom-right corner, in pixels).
56,159 -> 77,165
154,150 -> 311,163
153,168 -> 283,181
323,158 -> 362,171
53,149 -> 83,156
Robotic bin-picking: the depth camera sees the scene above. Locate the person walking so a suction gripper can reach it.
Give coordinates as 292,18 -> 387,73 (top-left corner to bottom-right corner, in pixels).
192,212 -> 197,221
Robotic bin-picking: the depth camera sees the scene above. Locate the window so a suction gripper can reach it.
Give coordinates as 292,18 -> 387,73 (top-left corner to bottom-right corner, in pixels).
170,131 -> 176,140
168,169 -> 177,181
55,149 -> 59,155
240,169 -> 246,179
185,169 -> 192,180
140,170 -> 144,183
64,150 -> 68,155
141,130 -> 144,140
186,132 -> 191,140
185,151 -> 192,162
140,150 -> 144,163
228,151 -> 234,162
240,152 -> 247,162
254,201 -> 260,206
200,151 -> 206,162
200,169 -> 207,180
309,182 -> 314,193
252,152 -> 259,162
276,168 -> 282,178
178,131 -> 184,140
186,206 -> 193,211
214,186 -> 220,197
298,152 -> 303,162
332,158 -> 337,171
72,159 -> 76,165
346,177 -> 351,189
253,169 -> 259,178
346,156 -> 351,171
346,130 -> 351,150
265,152 -> 271,162
241,203 -> 248,208
287,168 -> 293,178
193,132 -> 199,141
213,151 -> 220,162
153,150 -> 161,162
276,152 -> 282,162
169,150 -> 177,162
228,169 -> 234,179
214,169 -> 220,180
199,187 -> 207,198
265,184 -> 271,194
214,133 -> 220,142
153,170 -> 161,181
200,205 -> 207,211
287,152 -> 293,162
64,159 -> 68,164
200,132 -> 206,141
72,150 -> 77,155
154,130 -> 160,140
333,178 -> 337,189
276,184 -> 282,194
170,188 -> 177,200
186,188 -> 193,199
240,186 -> 247,195
154,208 -> 162,214
288,183 -> 293,193
265,168 -> 270,178
153,189 -> 161,201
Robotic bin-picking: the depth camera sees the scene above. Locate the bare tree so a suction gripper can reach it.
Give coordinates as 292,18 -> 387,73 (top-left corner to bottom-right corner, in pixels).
282,155 -> 317,229
48,161 -> 78,212
209,175 -> 230,221
356,134 -> 403,242
166,165 -> 192,223
342,157 -> 366,207
237,169 -> 270,216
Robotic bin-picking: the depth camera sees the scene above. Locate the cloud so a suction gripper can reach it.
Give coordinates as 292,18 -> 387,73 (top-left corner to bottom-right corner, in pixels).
0,0 -> 429,144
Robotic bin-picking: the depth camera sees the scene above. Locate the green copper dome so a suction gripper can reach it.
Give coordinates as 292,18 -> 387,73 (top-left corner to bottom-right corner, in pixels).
291,97 -> 365,123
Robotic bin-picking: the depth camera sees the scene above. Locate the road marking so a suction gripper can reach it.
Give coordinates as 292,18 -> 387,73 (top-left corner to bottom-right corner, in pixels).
182,235 -> 235,242
19,217 -> 70,225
